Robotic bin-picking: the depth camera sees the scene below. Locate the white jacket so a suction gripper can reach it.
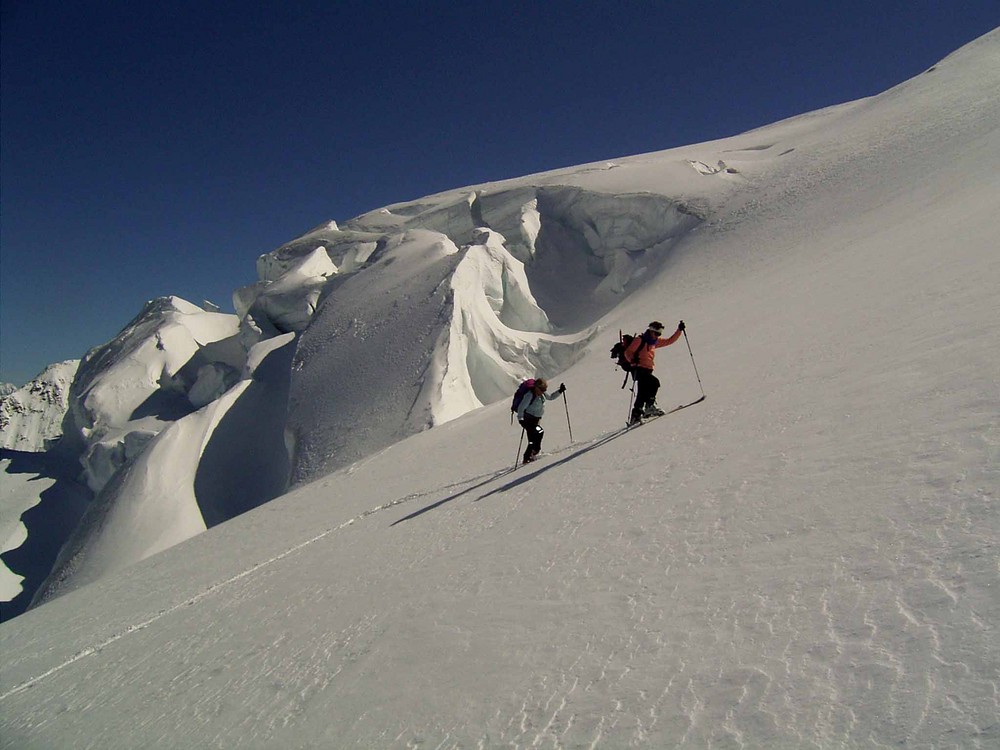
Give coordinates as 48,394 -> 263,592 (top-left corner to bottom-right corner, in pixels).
516,388 -> 562,420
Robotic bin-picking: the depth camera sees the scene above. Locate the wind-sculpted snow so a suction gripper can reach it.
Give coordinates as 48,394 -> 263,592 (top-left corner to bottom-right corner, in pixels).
60,297 -> 241,494
272,181 -> 701,485
285,229 -> 596,485
337,184 -> 705,330
432,227 -> 595,425
32,334 -> 296,605
528,187 -> 703,323
233,220 -> 384,336
234,246 -> 338,333
1,298 -> 245,608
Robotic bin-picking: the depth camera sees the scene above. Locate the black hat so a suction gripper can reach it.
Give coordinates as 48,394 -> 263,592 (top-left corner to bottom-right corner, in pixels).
648,321 -> 665,332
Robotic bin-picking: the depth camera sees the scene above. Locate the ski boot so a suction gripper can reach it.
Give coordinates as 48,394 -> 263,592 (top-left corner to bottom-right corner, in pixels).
643,402 -> 665,418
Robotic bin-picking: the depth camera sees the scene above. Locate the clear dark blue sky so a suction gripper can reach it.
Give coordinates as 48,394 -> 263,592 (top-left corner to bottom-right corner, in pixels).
1,1 -> 996,385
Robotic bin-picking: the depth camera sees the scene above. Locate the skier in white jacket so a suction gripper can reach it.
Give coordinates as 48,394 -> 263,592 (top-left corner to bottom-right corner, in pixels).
515,378 -> 566,464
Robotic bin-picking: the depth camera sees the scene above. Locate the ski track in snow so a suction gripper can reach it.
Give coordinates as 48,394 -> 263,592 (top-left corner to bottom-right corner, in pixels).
4,31 -> 1000,748
0,430 -> 628,704
5,397 -> 996,747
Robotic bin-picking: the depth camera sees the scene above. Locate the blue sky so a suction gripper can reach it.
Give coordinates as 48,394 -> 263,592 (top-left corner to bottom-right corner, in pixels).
1,1 -> 996,386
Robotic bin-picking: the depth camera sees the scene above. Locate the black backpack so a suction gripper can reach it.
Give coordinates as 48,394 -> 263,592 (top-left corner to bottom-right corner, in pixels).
610,331 -> 640,372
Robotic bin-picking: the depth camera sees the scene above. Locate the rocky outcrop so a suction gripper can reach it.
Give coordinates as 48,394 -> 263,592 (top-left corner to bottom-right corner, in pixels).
0,360 -> 80,452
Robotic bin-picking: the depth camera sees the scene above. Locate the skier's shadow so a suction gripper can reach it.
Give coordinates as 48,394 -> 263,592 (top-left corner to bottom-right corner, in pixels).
390,468 -> 518,526
391,398 -> 704,525
390,429 -> 626,525
476,427 -> 630,501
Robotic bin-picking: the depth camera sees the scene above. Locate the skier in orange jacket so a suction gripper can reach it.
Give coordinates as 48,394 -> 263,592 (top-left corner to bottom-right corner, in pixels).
624,320 -> 684,425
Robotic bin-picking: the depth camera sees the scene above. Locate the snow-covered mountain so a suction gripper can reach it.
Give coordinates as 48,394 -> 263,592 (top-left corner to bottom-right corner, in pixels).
0,360 -> 79,452
1,30 -> 998,748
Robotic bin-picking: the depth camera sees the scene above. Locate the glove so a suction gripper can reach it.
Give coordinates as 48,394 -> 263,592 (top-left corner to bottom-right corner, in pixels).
677,320 -> 685,332
558,383 -> 566,393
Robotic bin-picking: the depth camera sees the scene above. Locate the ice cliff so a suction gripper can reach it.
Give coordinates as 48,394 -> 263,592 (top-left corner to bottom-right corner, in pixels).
9,145 -> 716,605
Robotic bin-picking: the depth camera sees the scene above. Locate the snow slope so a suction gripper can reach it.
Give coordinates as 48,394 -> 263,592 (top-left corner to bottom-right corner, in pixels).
0,453 -> 88,616
1,361 -> 84,608
1,30 -> 998,749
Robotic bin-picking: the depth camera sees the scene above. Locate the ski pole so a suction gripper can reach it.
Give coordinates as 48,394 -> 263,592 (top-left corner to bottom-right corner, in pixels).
616,330 -> 631,389
626,375 -> 636,422
561,388 -> 574,444
682,328 -> 706,398
514,427 -> 525,469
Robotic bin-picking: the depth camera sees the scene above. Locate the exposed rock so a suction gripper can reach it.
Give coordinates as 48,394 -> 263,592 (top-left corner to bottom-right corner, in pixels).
0,360 -> 80,452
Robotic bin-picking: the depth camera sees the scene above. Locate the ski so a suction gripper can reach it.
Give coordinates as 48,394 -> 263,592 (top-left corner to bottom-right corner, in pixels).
626,395 -> 705,428
668,395 -> 706,413
627,414 -> 669,428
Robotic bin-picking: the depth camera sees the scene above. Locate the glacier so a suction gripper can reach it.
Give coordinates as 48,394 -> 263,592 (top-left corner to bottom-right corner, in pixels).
1,29 -> 998,749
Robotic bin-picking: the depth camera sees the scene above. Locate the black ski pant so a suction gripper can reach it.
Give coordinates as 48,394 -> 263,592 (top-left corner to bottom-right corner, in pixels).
631,367 -> 660,418
519,415 -> 544,459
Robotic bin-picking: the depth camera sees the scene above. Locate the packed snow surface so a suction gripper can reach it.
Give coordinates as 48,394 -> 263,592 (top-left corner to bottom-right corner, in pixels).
1,30 -> 998,749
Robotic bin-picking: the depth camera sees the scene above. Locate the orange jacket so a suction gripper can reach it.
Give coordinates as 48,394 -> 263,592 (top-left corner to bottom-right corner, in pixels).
624,328 -> 681,370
